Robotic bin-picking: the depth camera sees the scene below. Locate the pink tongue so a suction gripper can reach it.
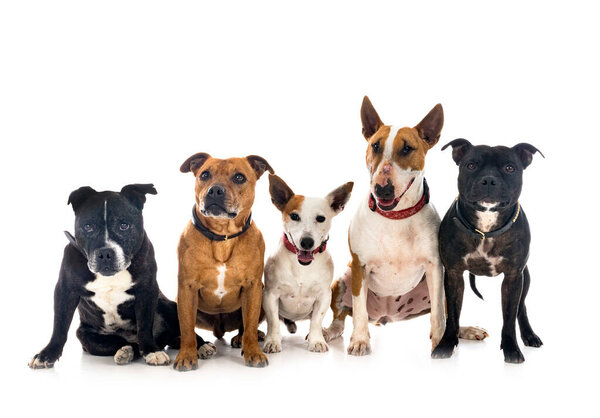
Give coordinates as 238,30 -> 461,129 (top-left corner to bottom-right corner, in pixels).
297,250 -> 314,262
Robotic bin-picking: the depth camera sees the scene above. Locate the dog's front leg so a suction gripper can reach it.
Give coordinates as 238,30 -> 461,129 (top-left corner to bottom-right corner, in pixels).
29,276 -> 80,369
173,276 -> 199,371
500,269 -> 525,363
431,269 -> 464,359
347,252 -> 370,356
134,282 -> 170,366
425,261 -> 445,350
241,278 -> 269,367
262,290 -> 282,353
307,292 -> 331,353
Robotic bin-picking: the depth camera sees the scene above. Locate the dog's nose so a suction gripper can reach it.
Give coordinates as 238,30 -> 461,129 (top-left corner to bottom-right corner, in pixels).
94,247 -> 116,271
374,182 -> 395,200
300,237 -> 314,250
207,185 -> 226,197
481,176 -> 497,187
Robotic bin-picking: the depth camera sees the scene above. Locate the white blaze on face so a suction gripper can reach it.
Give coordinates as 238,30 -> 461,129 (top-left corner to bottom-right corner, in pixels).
214,264 -> 227,301
372,126 -> 417,199
103,200 -> 129,271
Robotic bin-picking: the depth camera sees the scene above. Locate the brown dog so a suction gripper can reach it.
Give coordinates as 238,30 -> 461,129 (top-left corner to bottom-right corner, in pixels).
173,153 -> 273,370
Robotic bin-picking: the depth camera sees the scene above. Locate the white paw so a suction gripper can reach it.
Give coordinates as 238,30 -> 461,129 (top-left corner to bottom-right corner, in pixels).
114,345 -> 135,365
308,338 -> 329,353
262,337 -> 282,353
347,336 -> 371,356
323,322 -> 344,342
459,326 -> 489,341
144,350 -> 170,366
28,357 -> 54,369
198,342 -> 217,359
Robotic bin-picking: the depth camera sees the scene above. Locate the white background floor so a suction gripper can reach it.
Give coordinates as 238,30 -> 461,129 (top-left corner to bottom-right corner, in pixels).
2,1 -> 598,417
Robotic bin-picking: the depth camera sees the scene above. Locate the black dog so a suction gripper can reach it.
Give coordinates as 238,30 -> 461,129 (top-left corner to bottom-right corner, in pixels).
431,140 -> 543,363
29,184 -> 213,368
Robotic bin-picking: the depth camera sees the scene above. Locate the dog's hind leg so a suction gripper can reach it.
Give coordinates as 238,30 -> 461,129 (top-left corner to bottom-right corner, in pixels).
323,272 -> 351,342
76,324 -> 139,365
517,266 -> 543,347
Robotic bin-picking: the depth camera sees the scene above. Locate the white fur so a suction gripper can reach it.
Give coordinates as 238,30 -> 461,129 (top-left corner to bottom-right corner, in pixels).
476,206 -> 499,232
463,239 -> 504,277
114,345 -> 134,365
85,270 -> 135,333
144,350 -> 170,366
214,264 -> 227,302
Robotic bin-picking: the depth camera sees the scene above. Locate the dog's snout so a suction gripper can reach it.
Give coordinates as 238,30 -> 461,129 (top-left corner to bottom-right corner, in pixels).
375,182 -> 395,200
207,184 -> 226,198
300,237 -> 314,250
481,176 -> 497,187
94,247 -> 117,272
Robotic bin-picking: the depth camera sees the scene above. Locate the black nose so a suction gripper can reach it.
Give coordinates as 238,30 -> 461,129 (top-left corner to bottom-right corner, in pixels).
374,182 -> 395,200
95,247 -> 116,271
207,185 -> 226,197
300,237 -> 314,250
481,176 -> 497,187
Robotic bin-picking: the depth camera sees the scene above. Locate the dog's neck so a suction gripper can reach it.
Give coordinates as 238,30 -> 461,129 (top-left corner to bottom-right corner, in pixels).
395,173 -> 425,211
457,199 -> 518,233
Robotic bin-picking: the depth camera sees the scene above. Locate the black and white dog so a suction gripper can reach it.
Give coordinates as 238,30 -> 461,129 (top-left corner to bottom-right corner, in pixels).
29,184 -> 210,368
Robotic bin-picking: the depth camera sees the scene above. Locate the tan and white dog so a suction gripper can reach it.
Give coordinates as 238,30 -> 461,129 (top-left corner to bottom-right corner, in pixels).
263,174 -> 353,353
324,97 -> 487,356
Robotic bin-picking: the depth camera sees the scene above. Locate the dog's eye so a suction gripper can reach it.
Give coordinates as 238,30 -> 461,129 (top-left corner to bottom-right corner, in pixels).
83,224 -> 94,233
316,215 -> 326,223
290,213 -> 300,221
505,164 -> 515,173
400,145 -> 413,156
466,162 -> 477,170
119,223 -> 130,231
199,171 -> 211,181
232,173 -> 246,184
371,141 -> 381,153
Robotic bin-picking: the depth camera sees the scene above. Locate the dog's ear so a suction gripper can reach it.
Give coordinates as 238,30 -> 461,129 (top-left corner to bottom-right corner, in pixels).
120,184 -> 157,210
67,186 -> 97,212
441,138 -> 473,165
361,96 -> 384,140
246,155 -> 274,180
269,174 -> 294,211
326,182 -> 354,214
180,152 -> 211,175
415,104 -> 444,148
512,143 -> 544,169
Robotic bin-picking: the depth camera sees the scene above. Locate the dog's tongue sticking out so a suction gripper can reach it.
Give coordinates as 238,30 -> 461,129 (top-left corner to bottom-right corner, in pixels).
297,250 -> 314,263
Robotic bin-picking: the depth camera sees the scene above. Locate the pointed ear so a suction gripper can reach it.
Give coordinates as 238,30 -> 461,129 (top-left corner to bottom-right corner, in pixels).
67,186 -> 97,212
415,104 -> 444,148
326,182 -> 354,214
512,143 -> 544,169
361,96 -> 384,140
246,155 -> 274,180
180,152 -> 211,175
269,174 -> 294,211
120,184 -> 157,210
441,138 -> 473,165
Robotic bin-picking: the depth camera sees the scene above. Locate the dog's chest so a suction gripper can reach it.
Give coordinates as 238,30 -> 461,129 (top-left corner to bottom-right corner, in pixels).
463,239 -> 504,277
85,270 -> 135,332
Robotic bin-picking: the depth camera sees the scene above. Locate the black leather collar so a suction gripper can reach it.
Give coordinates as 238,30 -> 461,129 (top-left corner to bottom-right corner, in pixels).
453,200 -> 520,240
64,231 -> 87,258
192,205 -> 252,242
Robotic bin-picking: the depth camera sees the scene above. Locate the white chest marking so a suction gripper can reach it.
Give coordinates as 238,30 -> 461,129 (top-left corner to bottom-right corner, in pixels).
214,264 -> 227,301
476,207 -> 499,232
86,270 -> 135,331
463,239 -> 504,277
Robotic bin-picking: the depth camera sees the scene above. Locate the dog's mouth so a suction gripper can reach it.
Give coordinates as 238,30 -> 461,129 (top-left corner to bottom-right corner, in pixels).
375,178 -> 415,211
202,203 -> 238,219
297,251 -> 314,265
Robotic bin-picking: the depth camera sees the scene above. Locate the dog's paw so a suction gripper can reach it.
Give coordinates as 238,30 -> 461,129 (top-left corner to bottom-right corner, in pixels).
323,323 -> 344,342
198,342 -> 217,359
257,330 -> 266,341
431,339 -> 456,359
114,345 -> 134,365
521,331 -> 543,348
459,326 -> 489,341
308,339 -> 329,353
244,350 -> 269,367
347,338 -> 371,356
28,352 -> 57,369
173,352 -> 198,372
262,337 -> 282,354
501,340 -> 525,364
231,333 -> 242,349
144,350 -> 170,366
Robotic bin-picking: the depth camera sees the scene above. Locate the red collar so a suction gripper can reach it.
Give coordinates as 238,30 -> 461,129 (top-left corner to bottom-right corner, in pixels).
282,233 -> 328,255
368,178 -> 430,220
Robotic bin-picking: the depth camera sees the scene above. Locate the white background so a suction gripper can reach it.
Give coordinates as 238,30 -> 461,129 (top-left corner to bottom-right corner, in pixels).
1,1 -> 598,417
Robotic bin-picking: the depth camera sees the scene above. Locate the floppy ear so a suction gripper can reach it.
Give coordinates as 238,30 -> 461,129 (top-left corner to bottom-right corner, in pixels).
67,186 -> 97,212
512,143 -> 544,169
326,182 -> 354,214
120,184 -> 157,210
269,174 -> 294,211
441,138 -> 473,165
180,152 -> 211,175
246,155 -> 274,179
415,104 -> 444,148
361,96 -> 384,140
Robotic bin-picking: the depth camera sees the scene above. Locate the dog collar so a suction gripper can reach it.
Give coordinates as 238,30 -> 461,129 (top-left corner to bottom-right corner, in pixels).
368,178 -> 429,220
64,231 -> 86,258
282,233 -> 328,255
453,200 -> 520,240
191,205 -> 252,242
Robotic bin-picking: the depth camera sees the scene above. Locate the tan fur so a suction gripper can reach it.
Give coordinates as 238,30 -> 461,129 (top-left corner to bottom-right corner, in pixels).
283,195 -> 305,219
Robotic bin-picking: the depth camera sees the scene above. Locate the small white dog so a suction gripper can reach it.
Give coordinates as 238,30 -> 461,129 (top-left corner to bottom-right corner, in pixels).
262,174 -> 353,353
